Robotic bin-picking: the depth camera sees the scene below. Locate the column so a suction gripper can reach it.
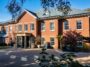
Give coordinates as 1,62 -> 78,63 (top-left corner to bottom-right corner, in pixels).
29,36 -> 31,48
24,36 -> 27,48
21,36 -> 22,48
15,36 -> 18,48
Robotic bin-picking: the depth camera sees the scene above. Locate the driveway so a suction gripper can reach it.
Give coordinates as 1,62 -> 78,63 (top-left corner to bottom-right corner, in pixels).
0,48 -> 59,67
0,48 -> 90,67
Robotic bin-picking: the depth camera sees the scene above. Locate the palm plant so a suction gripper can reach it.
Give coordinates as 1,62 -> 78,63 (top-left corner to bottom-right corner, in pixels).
57,34 -> 63,50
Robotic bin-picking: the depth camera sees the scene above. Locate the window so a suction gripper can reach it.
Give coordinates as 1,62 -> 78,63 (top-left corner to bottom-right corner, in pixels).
18,25 -> 22,32
76,20 -> 82,29
10,25 -> 12,32
77,41 -> 83,48
31,37 -> 35,44
30,23 -> 34,31
50,37 -> 55,45
6,27 -> 8,33
15,25 -> 17,31
24,24 -> 28,31
41,23 -> 45,31
64,21 -> 69,30
41,37 -> 45,45
50,22 -> 54,31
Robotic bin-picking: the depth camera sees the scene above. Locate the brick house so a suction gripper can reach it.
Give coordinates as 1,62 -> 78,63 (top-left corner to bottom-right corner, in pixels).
0,8 -> 90,49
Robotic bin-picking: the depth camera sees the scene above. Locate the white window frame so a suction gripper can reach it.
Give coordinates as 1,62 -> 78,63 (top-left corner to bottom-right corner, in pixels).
30,23 -> 34,31
64,21 -> 69,30
10,25 -> 12,32
41,37 -> 45,45
18,25 -> 22,32
15,25 -> 17,31
76,20 -> 83,30
24,24 -> 28,32
77,41 -> 83,48
41,22 -> 45,31
50,37 -> 55,45
6,26 -> 8,33
50,22 -> 55,31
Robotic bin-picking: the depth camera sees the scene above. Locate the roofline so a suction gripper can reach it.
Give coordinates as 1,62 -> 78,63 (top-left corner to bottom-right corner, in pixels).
0,11 -> 90,25
37,12 -> 90,20
24,9 -> 37,19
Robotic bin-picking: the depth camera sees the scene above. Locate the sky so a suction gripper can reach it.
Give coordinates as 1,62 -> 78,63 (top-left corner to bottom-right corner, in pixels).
0,0 -> 90,22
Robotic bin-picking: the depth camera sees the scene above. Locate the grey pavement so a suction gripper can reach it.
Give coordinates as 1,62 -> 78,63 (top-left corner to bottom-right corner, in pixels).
0,48 -> 90,67
0,48 -> 59,67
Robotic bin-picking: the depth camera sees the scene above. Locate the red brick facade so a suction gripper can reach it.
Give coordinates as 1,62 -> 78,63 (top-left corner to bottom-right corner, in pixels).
0,10 -> 90,49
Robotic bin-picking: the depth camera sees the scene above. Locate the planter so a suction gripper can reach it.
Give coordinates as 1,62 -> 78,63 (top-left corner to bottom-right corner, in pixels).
37,45 -> 40,48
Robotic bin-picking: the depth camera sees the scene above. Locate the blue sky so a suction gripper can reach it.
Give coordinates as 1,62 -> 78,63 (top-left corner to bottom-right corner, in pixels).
0,0 -> 90,22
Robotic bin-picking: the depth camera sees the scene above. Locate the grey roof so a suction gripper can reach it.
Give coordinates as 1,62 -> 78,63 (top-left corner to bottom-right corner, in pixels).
0,8 -> 90,25
35,8 -> 90,18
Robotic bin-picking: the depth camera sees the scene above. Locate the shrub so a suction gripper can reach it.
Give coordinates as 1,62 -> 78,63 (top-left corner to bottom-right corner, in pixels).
83,43 -> 90,52
61,30 -> 83,51
34,47 -> 84,67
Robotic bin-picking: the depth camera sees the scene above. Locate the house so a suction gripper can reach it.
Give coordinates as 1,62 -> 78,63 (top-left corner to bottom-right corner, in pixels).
0,8 -> 90,49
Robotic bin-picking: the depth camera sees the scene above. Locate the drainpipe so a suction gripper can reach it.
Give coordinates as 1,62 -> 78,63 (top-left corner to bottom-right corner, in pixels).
88,16 -> 90,43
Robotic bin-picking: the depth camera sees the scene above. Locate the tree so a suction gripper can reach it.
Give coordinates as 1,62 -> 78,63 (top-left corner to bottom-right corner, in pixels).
41,0 -> 71,15
61,30 -> 83,51
7,0 -> 71,20
6,0 -> 26,20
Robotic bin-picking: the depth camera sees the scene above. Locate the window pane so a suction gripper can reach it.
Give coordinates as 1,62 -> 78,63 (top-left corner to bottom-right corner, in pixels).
64,21 -> 69,30
24,24 -> 28,31
18,25 -> 22,31
77,41 -> 83,48
6,27 -> 8,33
77,21 -> 82,29
41,23 -> 45,31
50,22 -> 54,31
10,26 -> 12,32
50,37 -> 54,45
30,24 -> 34,31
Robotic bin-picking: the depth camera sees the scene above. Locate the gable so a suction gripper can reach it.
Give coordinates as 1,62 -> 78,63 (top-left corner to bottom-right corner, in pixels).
17,10 -> 37,23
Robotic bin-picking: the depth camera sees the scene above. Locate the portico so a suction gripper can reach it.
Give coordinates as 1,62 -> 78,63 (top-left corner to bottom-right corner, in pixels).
16,33 -> 35,48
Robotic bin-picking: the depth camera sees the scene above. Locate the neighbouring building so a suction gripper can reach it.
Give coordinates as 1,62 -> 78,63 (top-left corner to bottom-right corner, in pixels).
0,8 -> 90,49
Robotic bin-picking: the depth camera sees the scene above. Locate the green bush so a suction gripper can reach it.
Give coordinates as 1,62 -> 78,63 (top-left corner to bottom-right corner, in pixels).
83,44 -> 90,52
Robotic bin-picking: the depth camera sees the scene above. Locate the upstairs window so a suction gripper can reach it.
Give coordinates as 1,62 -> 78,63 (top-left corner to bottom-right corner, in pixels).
41,23 -> 45,31
10,25 -> 12,32
18,25 -> 22,32
50,22 -> 55,31
6,27 -> 8,33
30,23 -> 34,31
64,21 -> 69,30
76,20 -> 82,29
24,24 -> 28,32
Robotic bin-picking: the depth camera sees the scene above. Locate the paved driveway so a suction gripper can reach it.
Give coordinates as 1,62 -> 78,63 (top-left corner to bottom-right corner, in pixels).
0,48 -> 90,67
0,48 -> 59,67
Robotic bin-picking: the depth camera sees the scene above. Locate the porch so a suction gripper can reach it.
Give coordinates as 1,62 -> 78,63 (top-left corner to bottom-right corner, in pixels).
16,33 -> 35,48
